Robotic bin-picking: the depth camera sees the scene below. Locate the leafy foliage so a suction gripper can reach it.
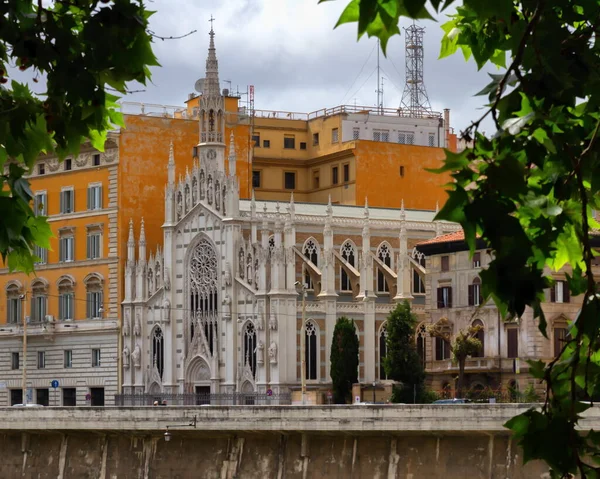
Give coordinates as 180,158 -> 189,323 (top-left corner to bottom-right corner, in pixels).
0,0 -> 159,272
383,301 -> 425,398
330,316 -> 359,404
325,0 -> 600,475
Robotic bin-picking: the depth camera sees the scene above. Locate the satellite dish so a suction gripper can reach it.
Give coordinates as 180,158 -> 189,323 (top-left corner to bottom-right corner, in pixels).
194,78 -> 205,94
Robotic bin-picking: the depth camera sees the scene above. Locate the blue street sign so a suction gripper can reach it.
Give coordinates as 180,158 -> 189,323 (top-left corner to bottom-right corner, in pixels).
51,380 -> 59,389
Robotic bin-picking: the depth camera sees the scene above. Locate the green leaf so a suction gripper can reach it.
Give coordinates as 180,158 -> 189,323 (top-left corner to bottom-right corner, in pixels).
335,0 -> 360,28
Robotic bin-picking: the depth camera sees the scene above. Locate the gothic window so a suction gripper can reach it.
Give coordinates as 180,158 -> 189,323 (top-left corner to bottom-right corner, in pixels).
472,319 -> 485,358
340,241 -> 355,292
31,279 -> 48,322
153,327 -> 164,379
379,323 -> 388,380
57,276 -> 75,321
269,236 -> 275,253
412,250 -> 426,294
244,322 -> 257,377
416,324 -> 426,368
84,274 -> 103,319
188,238 -> 219,355
6,282 -> 22,324
305,320 -> 318,380
377,243 -> 392,293
209,109 -> 215,132
303,239 -> 319,290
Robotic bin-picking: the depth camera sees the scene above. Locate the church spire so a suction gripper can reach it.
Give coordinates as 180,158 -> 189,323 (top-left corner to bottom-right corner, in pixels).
167,140 -> 175,185
204,15 -> 220,98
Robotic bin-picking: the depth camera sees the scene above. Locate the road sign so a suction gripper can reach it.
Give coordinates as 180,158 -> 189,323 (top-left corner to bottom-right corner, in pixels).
51,380 -> 59,389
266,388 -> 273,397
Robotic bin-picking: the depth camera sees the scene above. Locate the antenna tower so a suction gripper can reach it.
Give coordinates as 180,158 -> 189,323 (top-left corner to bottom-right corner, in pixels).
376,40 -> 383,114
400,23 -> 432,117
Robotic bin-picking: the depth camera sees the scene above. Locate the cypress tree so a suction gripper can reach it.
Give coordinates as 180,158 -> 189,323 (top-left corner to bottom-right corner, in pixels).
330,316 -> 359,404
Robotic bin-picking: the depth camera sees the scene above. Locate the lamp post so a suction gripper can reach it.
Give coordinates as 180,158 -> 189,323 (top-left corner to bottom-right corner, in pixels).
20,289 -> 27,406
295,281 -> 307,405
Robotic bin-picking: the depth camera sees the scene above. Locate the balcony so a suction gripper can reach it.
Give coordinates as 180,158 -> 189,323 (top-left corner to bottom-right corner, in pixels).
427,357 -> 527,374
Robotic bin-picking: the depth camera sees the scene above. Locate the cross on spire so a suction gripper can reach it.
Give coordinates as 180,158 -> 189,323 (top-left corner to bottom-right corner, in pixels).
209,15 -> 215,33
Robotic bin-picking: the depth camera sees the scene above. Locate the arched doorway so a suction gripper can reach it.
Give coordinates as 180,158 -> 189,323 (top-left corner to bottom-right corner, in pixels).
185,356 -> 211,405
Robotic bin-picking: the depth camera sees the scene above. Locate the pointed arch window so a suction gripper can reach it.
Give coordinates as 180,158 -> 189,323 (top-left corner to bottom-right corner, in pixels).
412,252 -> 426,294
340,241 -> 355,292
244,322 -> 257,377
57,276 -> 75,321
189,239 -> 219,356
472,319 -> 484,358
305,320 -> 318,380
377,243 -> 392,293
6,283 -> 22,324
416,324 -> 427,368
153,327 -> 165,380
379,324 -> 388,380
31,279 -> 48,322
85,274 -> 103,319
303,239 -> 319,290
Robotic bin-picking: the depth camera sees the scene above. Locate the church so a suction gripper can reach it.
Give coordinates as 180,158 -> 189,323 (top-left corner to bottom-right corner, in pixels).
119,25 -> 457,401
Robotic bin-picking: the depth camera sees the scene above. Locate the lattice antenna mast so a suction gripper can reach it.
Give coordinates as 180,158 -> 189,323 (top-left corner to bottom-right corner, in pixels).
400,23 -> 432,117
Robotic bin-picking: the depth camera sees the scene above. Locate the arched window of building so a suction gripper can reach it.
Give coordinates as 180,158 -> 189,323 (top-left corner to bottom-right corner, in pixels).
244,322 -> 257,377
305,320 -> 318,380
6,282 -> 22,324
412,249 -> 426,294
188,238 -> 219,356
553,324 -> 568,357
379,323 -> 388,380
31,278 -> 49,322
377,243 -> 392,293
84,274 -> 103,319
57,276 -> 75,321
416,324 -> 427,368
303,238 -> 319,290
472,319 -> 485,357
468,277 -> 483,306
153,326 -> 164,379
340,240 -> 356,292
432,318 -> 453,360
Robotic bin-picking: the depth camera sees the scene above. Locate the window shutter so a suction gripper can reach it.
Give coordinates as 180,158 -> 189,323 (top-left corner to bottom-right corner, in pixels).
87,186 -> 92,210
70,190 -> 74,212
550,285 -> 556,303
435,337 -> 442,360
87,235 -> 91,259
507,329 -> 518,358
86,292 -> 91,319
563,282 -> 570,303
468,285 -> 474,306
447,287 -> 453,308
60,191 -> 64,213
437,288 -> 443,308
98,185 -> 103,209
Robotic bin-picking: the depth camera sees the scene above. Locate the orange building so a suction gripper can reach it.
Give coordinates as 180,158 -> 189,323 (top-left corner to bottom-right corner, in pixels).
0,26 -> 456,405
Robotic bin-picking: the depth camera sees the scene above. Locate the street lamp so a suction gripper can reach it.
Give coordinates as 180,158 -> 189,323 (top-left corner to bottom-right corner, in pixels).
295,281 -> 307,405
163,415 -> 197,442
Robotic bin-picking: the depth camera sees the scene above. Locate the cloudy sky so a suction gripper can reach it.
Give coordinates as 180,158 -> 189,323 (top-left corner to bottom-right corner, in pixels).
125,0 -> 497,134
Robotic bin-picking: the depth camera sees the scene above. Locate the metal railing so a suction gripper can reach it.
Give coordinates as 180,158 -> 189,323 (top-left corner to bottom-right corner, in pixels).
114,392 -> 292,406
118,101 -> 189,119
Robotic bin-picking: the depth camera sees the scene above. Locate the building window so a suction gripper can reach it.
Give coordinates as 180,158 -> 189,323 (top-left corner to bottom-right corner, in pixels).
11,389 -> 23,405
90,387 -> 105,406
400,166 -> 405,177
58,276 -> 75,320
37,351 -> 46,369
263,139 -> 270,148
300,142 -> 307,150
343,163 -> 350,182
437,286 -> 452,308
87,184 -> 102,210
38,163 -> 45,175
435,337 -> 450,360
59,235 -> 74,262
305,321 -> 318,380
284,172 -> 296,190
11,352 -> 19,370
64,158 -> 72,171
244,322 -> 257,377
284,135 -> 295,149
153,327 -> 164,379
332,166 -> 339,185
252,134 -> 260,147
63,388 -> 76,406
303,239 -> 319,290
64,350 -> 73,368
36,389 -> 49,406
473,252 -> 481,268
377,243 -> 392,293
468,278 -> 483,306
472,319 -> 484,357
252,170 -> 261,189
551,280 -> 570,303
352,128 -> 360,140
441,255 -> 449,272
313,133 -> 319,146
373,130 -> 381,142
379,324 -> 388,380
554,327 -> 568,357
87,231 -> 102,259
340,241 -> 356,292
381,130 -> 389,142
413,255 -> 426,294
34,192 -> 47,216
33,245 -> 47,265
6,283 -> 22,324
416,325 -> 426,368
85,274 -> 104,319
60,188 -> 75,214
31,279 -> 48,322
92,349 -> 101,367
398,131 -> 415,145
331,128 -> 339,143
93,154 -> 101,166
507,328 -> 519,358
428,133 -> 436,147
312,170 -> 320,189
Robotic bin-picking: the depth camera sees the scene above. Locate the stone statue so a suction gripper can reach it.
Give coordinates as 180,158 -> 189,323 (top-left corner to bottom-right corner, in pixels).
122,346 -> 130,369
185,187 -> 190,212
268,341 -> 278,364
134,312 -> 141,336
163,267 -> 171,291
222,295 -> 232,320
132,344 -> 141,368
223,262 -> 232,286
163,298 -> 171,322
256,341 -> 264,365
207,177 -> 213,204
123,310 -> 131,336
269,311 -> 278,331
256,304 -> 264,330
176,193 -> 183,219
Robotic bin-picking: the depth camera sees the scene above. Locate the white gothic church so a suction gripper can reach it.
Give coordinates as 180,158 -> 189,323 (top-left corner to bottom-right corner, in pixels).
120,27 -> 458,399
